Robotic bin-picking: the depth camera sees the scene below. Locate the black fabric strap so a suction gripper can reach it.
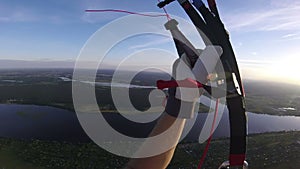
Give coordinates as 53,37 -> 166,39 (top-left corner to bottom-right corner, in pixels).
172,0 -> 247,165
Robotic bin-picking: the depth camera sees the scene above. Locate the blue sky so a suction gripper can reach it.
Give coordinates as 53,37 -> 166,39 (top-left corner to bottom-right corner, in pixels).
1,0 -> 300,85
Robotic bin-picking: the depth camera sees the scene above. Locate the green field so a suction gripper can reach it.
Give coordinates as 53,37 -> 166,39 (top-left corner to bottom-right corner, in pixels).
0,131 -> 299,169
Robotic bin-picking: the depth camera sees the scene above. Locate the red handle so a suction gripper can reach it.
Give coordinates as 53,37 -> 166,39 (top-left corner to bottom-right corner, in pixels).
157,78 -> 203,90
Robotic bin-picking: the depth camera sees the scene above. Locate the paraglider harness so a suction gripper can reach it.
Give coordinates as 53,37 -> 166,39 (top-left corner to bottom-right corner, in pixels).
156,0 -> 248,168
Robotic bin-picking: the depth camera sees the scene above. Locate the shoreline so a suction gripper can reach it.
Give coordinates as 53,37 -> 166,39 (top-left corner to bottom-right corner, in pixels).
1,101 -> 299,117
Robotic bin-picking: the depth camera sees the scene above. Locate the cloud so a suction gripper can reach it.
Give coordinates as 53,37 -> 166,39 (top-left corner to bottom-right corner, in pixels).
281,33 -> 300,41
251,52 -> 258,56
224,1 -> 300,32
80,0 -> 156,23
0,1 -> 85,24
239,59 -> 274,67
282,34 -> 297,38
81,11 -> 127,24
0,7 -> 39,22
0,59 -> 113,69
0,59 -> 74,69
129,38 -> 172,50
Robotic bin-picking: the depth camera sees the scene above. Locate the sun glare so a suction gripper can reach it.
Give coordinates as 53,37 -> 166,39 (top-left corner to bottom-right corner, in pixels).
264,56 -> 300,85
240,56 -> 300,86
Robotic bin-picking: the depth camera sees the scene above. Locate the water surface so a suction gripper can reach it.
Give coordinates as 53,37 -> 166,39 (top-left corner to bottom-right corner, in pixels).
0,104 -> 299,142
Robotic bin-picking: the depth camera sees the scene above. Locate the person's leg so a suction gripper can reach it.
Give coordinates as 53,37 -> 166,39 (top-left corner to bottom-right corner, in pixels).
125,113 -> 186,169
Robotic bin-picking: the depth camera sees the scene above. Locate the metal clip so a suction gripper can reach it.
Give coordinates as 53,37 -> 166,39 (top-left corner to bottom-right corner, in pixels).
218,161 -> 248,169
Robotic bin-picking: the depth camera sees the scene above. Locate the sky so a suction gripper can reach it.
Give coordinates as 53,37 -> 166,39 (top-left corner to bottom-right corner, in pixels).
0,0 -> 300,85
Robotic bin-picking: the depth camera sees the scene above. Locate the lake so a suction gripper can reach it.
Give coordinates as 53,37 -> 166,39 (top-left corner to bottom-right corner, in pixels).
0,104 -> 299,142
